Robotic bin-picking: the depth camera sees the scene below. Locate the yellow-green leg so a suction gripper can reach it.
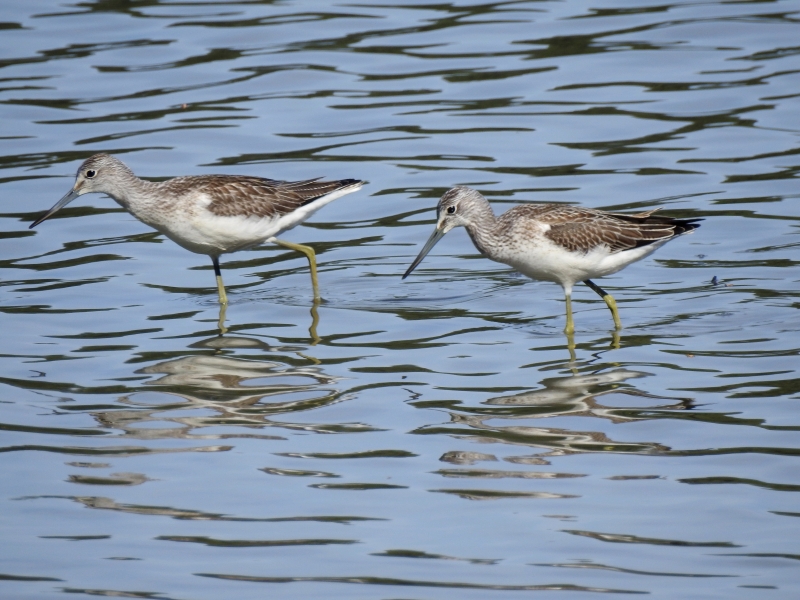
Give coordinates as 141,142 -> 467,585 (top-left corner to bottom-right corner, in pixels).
584,279 -> 622,330
274,238 -> 320,301
211,257 -> 228,334
563,291 -> 577,362
564,291 -> 575,335
212,256 -> 228,305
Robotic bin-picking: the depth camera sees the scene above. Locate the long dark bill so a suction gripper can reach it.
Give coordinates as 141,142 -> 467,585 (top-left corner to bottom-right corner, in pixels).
30,188 -> 80,229
402,227 -> 446,279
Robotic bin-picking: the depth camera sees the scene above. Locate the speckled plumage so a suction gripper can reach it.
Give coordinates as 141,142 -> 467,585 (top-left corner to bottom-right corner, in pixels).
30,153 -> 364,309
403,186 -> 701,333
162,175 -> 357,220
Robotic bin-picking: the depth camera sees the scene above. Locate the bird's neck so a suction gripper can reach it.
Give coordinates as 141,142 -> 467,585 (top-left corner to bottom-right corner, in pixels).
104,171 -> 163,221
463,201 -> 498,256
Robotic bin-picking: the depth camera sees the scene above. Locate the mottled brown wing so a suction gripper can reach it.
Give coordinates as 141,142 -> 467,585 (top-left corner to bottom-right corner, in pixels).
167,175 -> 360,219
512,204 -> 700,253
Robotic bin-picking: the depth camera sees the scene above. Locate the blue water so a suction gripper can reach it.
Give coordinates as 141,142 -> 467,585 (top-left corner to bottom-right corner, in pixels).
2,1 -> 800,598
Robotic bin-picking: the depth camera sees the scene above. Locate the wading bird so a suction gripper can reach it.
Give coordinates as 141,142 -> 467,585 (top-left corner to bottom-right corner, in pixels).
403,186 -> 700,334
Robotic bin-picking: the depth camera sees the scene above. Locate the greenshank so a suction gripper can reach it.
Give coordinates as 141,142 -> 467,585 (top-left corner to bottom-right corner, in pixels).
402,186 -> 700,334
30,154 -> 364,305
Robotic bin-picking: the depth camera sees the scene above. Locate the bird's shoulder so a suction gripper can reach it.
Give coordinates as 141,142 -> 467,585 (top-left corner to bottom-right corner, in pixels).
502,203 -> 605,225
496,204 -> 605,237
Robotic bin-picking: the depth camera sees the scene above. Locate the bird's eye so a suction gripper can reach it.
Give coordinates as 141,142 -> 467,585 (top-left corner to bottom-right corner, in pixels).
85,169 -> 96,179
446,205 -> 456,214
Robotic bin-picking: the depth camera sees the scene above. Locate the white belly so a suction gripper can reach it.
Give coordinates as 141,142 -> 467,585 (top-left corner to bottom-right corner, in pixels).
167,213 -> 286,255
496,237 -> 664,290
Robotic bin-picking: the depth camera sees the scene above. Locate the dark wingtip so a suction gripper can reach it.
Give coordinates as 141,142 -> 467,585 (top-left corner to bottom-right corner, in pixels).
676,218 -> 703,235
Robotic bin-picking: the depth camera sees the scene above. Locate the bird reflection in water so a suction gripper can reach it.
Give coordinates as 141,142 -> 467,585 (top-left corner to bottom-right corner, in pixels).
216,298 -> 321,343
431,369 -> 694,459
92,335 -> 346,440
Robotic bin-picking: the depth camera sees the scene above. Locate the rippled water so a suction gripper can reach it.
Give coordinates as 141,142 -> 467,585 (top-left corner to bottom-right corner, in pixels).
2,0 -> 800,598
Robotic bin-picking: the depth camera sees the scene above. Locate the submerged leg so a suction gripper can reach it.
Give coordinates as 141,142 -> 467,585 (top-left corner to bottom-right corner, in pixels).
583,279 -> 622,330
560,287 -> 578,362
212,256 -> 228,305
564,290 -> 575,336
217,302 -> 228,335
309,299 -> 320,344
566,331 -> 577,365
273,238 -> 320,301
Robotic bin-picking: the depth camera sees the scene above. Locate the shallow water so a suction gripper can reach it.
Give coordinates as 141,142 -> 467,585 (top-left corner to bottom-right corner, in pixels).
2,0 -> 800,598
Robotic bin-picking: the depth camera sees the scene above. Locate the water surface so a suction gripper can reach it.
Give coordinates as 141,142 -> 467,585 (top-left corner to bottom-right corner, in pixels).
2,1 -> 800,598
